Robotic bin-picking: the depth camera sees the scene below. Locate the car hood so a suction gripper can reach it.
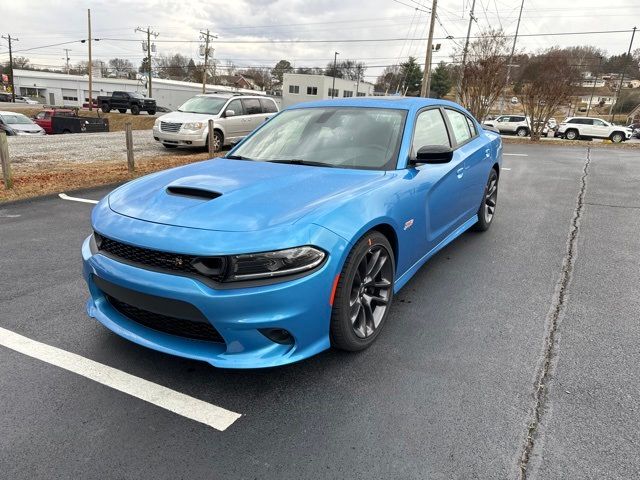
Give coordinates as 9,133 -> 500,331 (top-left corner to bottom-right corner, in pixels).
157,111 -> 221,123
108,158 -> 386,232
9,123 -> 42,133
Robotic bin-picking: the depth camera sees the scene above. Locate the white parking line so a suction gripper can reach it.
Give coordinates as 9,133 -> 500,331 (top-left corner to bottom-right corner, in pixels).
503,153 -> 528,157
58,193 -> 99,204
0,326 -> 242,431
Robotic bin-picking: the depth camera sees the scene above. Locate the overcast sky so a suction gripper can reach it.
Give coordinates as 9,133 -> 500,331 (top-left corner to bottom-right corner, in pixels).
0,0 -> 637,82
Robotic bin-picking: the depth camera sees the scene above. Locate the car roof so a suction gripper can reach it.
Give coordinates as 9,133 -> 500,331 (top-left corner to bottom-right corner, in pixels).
0,111 -> 28,115
286,96 -> 470,113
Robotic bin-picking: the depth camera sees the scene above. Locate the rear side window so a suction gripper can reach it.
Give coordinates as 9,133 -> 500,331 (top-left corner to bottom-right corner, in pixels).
242,98 -> 262,115
512,116 -> 525,122
466,117 -> 477,136
226,99 -> 244,116
260,98 -> 278,113
413,109 -> 450,152
445,109 -> 472,145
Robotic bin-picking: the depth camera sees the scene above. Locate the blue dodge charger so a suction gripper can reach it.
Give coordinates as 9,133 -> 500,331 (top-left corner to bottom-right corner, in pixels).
82,97 -> 502,368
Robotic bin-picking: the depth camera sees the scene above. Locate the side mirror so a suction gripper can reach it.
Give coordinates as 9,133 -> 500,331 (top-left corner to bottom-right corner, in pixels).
410,145 -> 453,165
225,109 -> 236,118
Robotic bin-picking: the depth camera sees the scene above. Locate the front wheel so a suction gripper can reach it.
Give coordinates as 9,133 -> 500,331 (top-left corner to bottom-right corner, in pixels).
130,104 -> 140,115
207,131 -> 223,153
330,231 -> 395,351
565,129 -> 579,140
610,132 -> 624,143
148,110 -> 156,116
473,168 -> 498,232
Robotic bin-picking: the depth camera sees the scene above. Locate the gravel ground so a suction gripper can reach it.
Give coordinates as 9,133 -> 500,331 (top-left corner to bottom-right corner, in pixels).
6,130 -> 196,169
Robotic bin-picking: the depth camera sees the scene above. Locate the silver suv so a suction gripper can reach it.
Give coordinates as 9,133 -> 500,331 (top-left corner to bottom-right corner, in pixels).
483,115 -> 530,137
153,93 -> 279,151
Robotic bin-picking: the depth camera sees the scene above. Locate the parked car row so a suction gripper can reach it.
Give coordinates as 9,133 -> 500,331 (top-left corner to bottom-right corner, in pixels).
0,111 -> 45,135
153,93 -> 279,151
0,92 -> 40,104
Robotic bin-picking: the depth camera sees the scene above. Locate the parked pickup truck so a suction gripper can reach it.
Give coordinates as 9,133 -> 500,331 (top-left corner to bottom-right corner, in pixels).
33,107 -> 109,134
97,91 -> 156,115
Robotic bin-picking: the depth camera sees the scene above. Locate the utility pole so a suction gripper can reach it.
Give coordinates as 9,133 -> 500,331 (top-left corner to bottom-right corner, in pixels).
500,0 -> 525,114
331,51 -> 339,98
200,30 -> 218,93
63,49 -> 71,74
136,26 -> 159,98
586,56 -> 603,117
2,34 -> 18,102
456,0 -> 477,103
87,9 -> 93,110
610,26 -> 637,121
420,0 -> 437,97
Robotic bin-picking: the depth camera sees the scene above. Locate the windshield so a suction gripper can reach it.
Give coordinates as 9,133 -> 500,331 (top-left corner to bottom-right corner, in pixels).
178,96 -> 228,115
130,92 -> 145,99
231,107 -> 407,170
1,113 -> 33,125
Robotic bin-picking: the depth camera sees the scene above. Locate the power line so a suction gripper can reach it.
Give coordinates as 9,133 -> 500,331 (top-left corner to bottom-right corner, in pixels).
390,0 -> 431,13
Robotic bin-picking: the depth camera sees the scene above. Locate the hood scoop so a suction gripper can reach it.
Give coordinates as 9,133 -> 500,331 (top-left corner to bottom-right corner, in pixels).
166,186 -> 222,201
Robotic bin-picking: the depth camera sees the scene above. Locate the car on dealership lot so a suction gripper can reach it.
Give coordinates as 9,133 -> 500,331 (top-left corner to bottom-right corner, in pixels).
152,93 -> 278,151
33,107 -> 109,134
14,96 -> 39,105
0,111 -> 45,135
555,117 -> 632,142
482,114 -> 530,137
83,97 -> 502,368
97,91 -> 156,115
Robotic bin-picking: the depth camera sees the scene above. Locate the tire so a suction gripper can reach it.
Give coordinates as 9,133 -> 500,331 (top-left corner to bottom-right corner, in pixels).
130,104 -> 140,115
101,103 -> 111,113
162,143 -> 178,149
62,129 -> 71,134
118,109 -> 126,114
610,132 -> 624,143
473,168 -> 499,232
330,231 -> 395,351
207,131 -> 223,153
565,129 -> 579,140
516,127 -> 528,137
148,110 -> 156,116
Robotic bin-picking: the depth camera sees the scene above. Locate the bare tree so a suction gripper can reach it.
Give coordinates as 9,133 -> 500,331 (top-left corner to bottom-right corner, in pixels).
516,49 -> 581,140
457,29 -> 510,120
375,65 -> 402,94
108,58 -> 135,78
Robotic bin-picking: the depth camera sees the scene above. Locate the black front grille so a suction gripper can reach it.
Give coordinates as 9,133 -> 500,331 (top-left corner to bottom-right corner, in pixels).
95,234 -> 225,281
106,295 -> 224,343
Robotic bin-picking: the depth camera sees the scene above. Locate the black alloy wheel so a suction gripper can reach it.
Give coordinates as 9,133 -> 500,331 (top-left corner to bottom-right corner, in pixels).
330,231 -> 395,351
473,168 -> 499,231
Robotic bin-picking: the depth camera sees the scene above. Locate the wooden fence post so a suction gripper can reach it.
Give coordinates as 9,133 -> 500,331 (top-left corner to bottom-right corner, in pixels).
125,123 -> 135,172
0,131 -> 12,189
208,119 -> 215,157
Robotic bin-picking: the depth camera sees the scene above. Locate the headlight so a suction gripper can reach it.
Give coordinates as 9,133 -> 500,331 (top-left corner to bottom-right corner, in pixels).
154,118 -> 161,127
225,246 -> 326,281
182,122 -> 205,131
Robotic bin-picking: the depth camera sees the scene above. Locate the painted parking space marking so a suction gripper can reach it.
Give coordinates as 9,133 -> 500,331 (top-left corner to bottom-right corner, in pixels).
503,153 -> 528,157
59,193 -> 99,204
501,168 -> 512,171
0,326 -> 242,431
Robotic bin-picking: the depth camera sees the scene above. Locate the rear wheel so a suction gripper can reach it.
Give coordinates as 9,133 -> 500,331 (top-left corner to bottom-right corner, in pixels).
130,104 -> 140,115
516,127 -> 528,137
148,110 -> 156,116
101,103 -> 111,113
565,129 -> 579,140
610,132 -> 624,143
473,168 -> 498,232
118,109 -> 126,114
330,231 -> 395,351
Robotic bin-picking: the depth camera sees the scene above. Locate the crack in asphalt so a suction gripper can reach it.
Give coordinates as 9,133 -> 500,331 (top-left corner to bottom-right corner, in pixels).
517,147 -> 591,479
584,201 -> 640,210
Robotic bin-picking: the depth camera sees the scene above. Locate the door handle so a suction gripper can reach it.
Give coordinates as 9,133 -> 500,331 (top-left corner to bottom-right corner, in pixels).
456,167 -> 464,178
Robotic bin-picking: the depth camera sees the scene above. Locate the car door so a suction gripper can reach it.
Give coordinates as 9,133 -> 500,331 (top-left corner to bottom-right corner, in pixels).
410,107 -> 467,248
111,92 -> 125,109
240,98 -> 264,135
590,119 -> 609,138
444,108 -> 488,219
222,99 -> 246,141
496,115 -> 511,133
259,98 -> 278,122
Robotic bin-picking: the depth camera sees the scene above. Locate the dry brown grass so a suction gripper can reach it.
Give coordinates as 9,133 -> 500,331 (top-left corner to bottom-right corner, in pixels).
0,152 -> 219,204
3,106 -> 156,132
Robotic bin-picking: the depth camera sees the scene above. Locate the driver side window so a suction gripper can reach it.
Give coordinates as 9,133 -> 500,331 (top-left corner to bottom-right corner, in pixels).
226,99 -> 244,116
412,109 -> 450,155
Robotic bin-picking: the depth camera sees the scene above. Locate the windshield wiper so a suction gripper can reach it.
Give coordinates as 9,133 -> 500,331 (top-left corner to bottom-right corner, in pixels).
226,154 -> 253,161
267,159 -> 336,168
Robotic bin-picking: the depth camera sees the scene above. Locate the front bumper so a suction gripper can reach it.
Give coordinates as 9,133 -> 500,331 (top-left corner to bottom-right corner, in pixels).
152,126 -> 207,147
82,217 -> 348,369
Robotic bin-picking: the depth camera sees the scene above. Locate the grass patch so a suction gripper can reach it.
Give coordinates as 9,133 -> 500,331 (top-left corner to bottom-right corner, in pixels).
0,152 -> 219,204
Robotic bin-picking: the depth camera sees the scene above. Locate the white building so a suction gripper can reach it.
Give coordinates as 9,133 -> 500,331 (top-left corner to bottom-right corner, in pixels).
12,69 -> 265,110
282,73 -> 375,108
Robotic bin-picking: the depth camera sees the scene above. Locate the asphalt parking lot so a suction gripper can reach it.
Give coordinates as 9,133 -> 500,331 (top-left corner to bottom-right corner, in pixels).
1,143 -> 639,479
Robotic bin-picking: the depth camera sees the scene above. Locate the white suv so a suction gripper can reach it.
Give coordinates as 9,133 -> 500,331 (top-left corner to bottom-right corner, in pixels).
153,93 -> 279,151
482,115 -> 530,137
556,117 -> 632,143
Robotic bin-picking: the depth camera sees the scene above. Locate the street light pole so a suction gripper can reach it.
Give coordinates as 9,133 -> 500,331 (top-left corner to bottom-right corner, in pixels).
87,10 -> 92,110
331,51 -> 339,98
420,0 -> 437,97
1,34 -> 17,102
500,0 -> 525,114
610,26 -> 637,121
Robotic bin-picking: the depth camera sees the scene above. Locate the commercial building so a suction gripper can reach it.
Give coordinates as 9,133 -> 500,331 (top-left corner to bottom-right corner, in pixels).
11,69 -> 264,110
282,73 -> 375,108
